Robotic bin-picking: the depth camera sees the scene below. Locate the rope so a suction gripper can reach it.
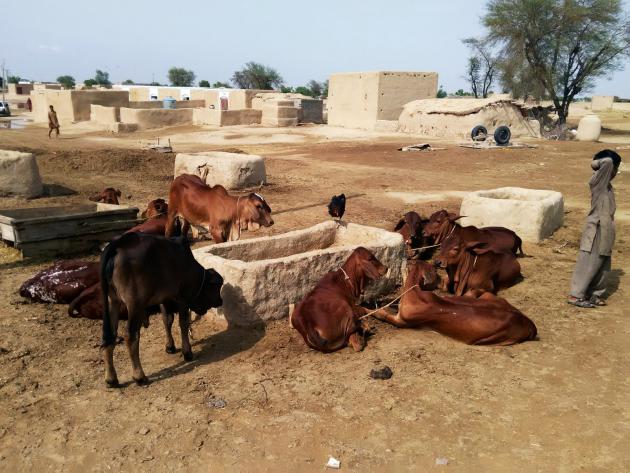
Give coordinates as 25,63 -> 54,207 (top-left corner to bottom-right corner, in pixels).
358,284 -> 420,320
408,243 -> 441,252
235,195 -> 242,240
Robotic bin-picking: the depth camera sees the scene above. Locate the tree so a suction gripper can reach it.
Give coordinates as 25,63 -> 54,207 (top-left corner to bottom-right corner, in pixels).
280,86 -> 294,93
231,62 -> 284,89
295,86 -> 315,97
482,0 -> 630,124
308,80 -> 324,97
198,79 -> 210,88
497,54 -> 548,100
150,81 -> 162,86
455,88 -> 473,96
322,79 -> 329,97
463,37 -> 497,98
94,69 -> 111,87
122,79 -> 135,85
436,85 -> 448,98
8,75 -> 21,84
83,79 -> 97,88
168,67 -> 196,87
211,81 -> 231,88
57,75 -> 76,89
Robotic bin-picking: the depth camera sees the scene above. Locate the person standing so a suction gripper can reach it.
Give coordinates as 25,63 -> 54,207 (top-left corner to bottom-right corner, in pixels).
48,105 -> 60,138
568,149 -> 621,308
26,97 -> 32,112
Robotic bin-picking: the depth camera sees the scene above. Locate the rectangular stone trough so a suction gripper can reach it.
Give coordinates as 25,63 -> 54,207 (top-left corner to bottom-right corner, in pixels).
459,187 -> 564,242
193,221 -> 405,325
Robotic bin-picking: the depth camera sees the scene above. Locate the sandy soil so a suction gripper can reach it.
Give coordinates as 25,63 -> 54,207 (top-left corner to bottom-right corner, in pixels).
0,120 -> 629,472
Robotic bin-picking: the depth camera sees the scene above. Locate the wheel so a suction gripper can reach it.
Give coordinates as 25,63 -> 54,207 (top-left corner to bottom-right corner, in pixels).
471,125 -> 488,141
494,125 -> 511,145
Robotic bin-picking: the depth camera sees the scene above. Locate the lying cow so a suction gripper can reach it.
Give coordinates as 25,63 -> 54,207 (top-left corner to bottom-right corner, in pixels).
371,261 -> 537,345
290,247 -> 387,353
125,199 -> 174,236
19,260 -> 99,304
423,210 -> 524,256
166,174 -> 274,242
435,234 -> 522,296
89,188 -> 121,205
394,211 -> 431,259
101,232 -> 223,387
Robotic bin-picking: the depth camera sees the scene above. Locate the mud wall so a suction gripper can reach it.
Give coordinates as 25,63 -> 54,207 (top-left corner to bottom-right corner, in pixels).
119,108 -> 193,130
192,108 -> 262,126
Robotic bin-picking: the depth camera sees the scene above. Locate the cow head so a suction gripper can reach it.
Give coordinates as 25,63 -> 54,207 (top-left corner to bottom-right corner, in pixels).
141,198 -> 168,219
406,260 -> 439,291
422,210 -> 463,241
345,247 -> 388,292
434,236 -> 489,268
190,268 -> 224,316
394,211 -> 424,252
89,188 -> 121,205
239,193 -> 274,231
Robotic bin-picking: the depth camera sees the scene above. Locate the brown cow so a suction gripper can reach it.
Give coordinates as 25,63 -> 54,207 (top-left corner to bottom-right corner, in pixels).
434,234 -> 522,296
423,210 -> 524,256
394,211 -> 431,259
89,188 -> 121,205
371,262 -> 537,345
101,232 -> 223,387
125,199 -> 172,236
19,260 -> 99,304
165,174 -> 274,242
290,247 -> 387,353
140,198 -> 168,219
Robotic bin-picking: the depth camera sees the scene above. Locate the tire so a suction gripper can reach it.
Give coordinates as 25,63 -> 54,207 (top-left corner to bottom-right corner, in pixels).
494,125 -> 511,145
471,125 -> 488,141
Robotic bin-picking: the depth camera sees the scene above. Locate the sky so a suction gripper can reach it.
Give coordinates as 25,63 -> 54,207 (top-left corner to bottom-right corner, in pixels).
4,0 -> 630,97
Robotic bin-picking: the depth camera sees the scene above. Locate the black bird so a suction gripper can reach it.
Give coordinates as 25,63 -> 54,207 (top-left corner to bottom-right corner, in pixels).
328,193 -> 346,223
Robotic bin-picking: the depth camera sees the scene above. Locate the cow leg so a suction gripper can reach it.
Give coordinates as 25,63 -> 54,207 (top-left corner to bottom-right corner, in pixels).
210,228 -> 226,243
179,309 -> 193,362
348,332 -> 365,352
162,307 -> 176,354
369,308 -> 411,328
125,307 -> 149,385
103,299 -> 122,388
180,218 -> 191,239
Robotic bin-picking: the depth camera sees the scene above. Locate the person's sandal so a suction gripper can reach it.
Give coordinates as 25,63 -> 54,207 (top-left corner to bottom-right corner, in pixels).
567,297 -> 596,308
590,296 -> 607,306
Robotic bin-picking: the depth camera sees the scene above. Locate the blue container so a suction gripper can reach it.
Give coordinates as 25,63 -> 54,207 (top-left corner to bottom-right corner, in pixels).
163,97 -> 176,109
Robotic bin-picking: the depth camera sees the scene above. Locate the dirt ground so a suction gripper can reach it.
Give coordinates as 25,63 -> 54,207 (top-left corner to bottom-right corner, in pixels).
0,119 -> 629,472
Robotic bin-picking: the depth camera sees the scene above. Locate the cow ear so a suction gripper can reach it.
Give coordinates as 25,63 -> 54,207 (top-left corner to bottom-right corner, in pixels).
116,189 -> 122,197
394,218 -> 406,231
88,193 -> 100,202
466,241 -> 491,254
448,214 -> 465,223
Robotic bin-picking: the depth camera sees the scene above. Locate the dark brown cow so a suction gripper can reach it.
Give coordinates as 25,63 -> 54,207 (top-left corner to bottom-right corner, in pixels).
165,174 -> 274,242
290,247 -> 387,353
394,211 -> 430,259
19,260 -> 99,304
435,234 -> 522,296
68,283 -> 106,319
371,262 -> 537,345
101,232 -> 223,387
89,188 -> 121,205
423,210 -> 524,256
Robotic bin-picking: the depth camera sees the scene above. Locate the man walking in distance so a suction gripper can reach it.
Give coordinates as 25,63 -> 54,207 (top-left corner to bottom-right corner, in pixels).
48,105 -> 60,138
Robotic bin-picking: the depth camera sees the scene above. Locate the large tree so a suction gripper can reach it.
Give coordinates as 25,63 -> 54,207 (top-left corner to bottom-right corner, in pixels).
57,75 -> 76,89
483,0 -> 630,124
168,67 -> 196,87
463,37 -> 497,98
231,62 -> 283,89
94,69 -> 111,87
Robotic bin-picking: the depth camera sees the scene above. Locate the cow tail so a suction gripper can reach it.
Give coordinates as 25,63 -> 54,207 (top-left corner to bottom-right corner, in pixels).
516,235 -> 525,257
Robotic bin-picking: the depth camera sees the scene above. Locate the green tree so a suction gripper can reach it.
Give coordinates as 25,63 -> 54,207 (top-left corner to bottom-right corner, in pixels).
122,79 -> 135,85
455,88 -> 473,96
168,67 -> 196,87
463,37 -> 497,98
198,79 -> 210,87
83,79 -> 97,88
436,85 -> 448,98
322,79 -> 329,97
482,0 -> 630,124
150,81 -> 162,86
308,80 -> 324,97
94,69 -> 111,87
57,75 -> 76,89
231,62 -> 284,89
295,86 -> 315,97
280,86 -> 294,93
8,75 -> 21,84
211,81 -> 231,88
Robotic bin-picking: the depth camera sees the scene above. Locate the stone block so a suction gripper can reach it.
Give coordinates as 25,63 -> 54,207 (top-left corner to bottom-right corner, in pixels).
193,221 -> 405,325
0,150 -> 43,198
174,151 -> 266,189
459,187 -> 564,242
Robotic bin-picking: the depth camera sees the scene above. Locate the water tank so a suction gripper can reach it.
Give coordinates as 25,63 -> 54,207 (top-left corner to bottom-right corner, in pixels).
576,114 -> 601,141
163,97 -> 176,110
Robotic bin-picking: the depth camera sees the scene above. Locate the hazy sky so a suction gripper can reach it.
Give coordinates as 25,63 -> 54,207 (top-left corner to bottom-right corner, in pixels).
4,0 -> 630,96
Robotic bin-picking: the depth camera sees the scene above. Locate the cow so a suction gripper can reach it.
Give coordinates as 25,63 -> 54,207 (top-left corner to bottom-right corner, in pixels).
140,198 -> 168,219
394,211 -> 431,259
125,199 -> 173,236
100,232 -> 223,387
371,262 -> 537,345
68,283 -> 107,319
290,247 -> 387,353
423,210 -> 524,256
165,174 -> 274,242
89,188 -> 121,205
19,260 -> 99,304
434,234 -> 522,296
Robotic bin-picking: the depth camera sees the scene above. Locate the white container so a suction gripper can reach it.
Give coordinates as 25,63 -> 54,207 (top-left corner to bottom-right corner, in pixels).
576,113 -> 601,141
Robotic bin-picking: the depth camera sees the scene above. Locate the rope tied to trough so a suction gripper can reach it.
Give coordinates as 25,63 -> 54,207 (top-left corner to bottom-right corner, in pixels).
358,284 -> 420,320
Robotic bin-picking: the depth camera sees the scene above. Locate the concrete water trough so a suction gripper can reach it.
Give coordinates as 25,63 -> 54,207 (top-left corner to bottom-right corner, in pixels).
193,221 -> 405,325
0,203 -> 139,257
459,187 -> 564,242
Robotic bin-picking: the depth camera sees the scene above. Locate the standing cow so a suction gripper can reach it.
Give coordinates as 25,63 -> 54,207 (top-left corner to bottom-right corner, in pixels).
100,232 -> 223,387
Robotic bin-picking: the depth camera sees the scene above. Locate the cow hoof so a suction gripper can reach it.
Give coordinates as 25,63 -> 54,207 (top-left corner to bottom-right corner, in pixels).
183,352 -> 193,362
165,345 -> 177,354
106,379 -> 120,389
133,376 -> 150,386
